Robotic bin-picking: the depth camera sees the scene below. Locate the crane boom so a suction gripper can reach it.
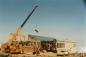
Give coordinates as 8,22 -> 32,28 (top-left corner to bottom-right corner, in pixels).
21,5 -> 38,28
16,5 -> 38,34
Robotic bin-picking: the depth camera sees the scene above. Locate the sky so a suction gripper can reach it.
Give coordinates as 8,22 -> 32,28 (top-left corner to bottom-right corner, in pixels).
0,0 -> 86,51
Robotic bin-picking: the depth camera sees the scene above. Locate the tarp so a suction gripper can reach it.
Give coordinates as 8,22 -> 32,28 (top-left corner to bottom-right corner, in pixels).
32,35 -> 56,41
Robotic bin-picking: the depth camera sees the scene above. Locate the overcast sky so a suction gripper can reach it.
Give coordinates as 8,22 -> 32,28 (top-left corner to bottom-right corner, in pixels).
0,0 -> 86,51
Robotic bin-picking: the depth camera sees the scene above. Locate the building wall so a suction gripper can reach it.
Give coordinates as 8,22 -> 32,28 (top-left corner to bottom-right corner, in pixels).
65,42 -> 76,53
56,41 -> 76,55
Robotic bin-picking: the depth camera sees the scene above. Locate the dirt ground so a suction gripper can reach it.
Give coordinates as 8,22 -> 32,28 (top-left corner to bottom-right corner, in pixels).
0,51 -> 86,57
37,52 -> 85,57
8,52 -> 86,57
39,53 -> 85,57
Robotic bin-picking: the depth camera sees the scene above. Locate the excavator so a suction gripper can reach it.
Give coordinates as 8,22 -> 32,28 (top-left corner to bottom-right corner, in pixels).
1,5 -> 40,55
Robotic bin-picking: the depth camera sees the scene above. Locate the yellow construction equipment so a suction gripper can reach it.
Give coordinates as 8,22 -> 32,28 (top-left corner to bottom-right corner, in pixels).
1,5 -> 40,55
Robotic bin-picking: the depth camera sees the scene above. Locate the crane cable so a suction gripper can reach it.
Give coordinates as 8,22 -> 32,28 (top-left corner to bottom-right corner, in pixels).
32,0 -> 41,33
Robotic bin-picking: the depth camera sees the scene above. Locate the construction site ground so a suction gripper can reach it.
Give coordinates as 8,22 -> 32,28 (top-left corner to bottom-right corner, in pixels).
0,52 -> 85,57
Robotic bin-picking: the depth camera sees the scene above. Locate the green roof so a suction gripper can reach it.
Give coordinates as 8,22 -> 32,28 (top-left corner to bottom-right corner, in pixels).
32,35 -> 56,41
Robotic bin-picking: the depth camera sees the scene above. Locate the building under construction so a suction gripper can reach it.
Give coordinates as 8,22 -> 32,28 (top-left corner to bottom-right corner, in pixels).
0,5 -> 76,57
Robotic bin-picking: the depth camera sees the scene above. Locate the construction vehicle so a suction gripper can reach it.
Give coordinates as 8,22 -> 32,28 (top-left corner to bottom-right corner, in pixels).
1,5 -> 40,55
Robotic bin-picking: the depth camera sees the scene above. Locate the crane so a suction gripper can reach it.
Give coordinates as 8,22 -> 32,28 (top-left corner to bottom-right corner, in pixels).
12,5 -> 38,40
1,5 -> 38,54
9,5 -> 39,54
